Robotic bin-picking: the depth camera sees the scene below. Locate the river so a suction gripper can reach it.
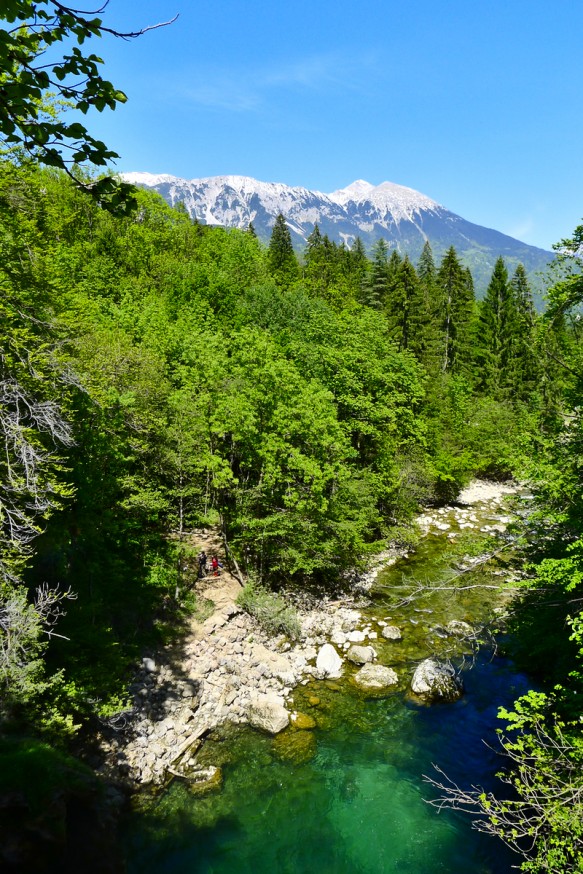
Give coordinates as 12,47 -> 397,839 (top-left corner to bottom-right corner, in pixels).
123,487 -> 531,872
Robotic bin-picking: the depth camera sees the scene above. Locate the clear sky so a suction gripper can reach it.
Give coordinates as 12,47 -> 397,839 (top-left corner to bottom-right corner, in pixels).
83,0 -> 583,251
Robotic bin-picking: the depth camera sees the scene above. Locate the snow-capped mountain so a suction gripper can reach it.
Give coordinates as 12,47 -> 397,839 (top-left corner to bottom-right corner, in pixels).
122,172 -> 553,292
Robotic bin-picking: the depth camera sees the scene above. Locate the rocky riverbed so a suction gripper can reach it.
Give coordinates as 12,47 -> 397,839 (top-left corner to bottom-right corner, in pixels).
95,480 -> 522,790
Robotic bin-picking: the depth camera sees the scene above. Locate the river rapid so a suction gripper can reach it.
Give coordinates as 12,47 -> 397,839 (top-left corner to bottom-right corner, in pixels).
123,483 -> 532,873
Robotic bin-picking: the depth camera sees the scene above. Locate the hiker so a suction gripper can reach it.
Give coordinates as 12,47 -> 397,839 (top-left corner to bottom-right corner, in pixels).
198,550 -> 208,578
211,555 -> 220,576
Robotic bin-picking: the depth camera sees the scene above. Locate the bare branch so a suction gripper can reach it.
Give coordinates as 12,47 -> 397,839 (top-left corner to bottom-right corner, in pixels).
424,719 -> 583,869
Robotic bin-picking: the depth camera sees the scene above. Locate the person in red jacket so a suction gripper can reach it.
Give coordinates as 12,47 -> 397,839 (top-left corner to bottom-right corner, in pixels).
211,555 -> 220,576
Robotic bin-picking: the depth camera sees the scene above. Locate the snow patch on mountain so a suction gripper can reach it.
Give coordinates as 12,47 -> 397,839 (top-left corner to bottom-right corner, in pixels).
329,179 -> 375,204
330,179 -> 442,224
121,172 -> 443,233
122,172 -> 179,187
120,170 -> 553,296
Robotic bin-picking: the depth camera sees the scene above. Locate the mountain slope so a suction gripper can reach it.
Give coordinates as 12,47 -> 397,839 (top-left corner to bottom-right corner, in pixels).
122,172 -> 553,293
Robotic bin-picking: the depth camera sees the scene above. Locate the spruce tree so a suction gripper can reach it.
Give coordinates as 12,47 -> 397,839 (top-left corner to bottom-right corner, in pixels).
367,239 -> 390,308
387,249 -> 403,283
268,213 -> 299,289
303,224 -> 340,297
475,256 -> 518,394
416,241 -> 443,371
340,237 -> 367,303
509,263 -> 539,399
350,237 -> 368,276
436,247 -> 475,374
385,256 -> 426,355
417,240 -> 436,287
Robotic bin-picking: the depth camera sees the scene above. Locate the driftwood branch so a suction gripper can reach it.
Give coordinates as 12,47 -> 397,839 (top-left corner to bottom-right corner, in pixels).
423,717 -> 583,866
377,544 -> 519,608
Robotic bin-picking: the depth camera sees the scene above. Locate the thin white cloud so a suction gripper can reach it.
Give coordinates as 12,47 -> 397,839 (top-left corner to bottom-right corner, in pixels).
504,217 -> 535,242
184,81 -> 261,112
182,50 -> 378,113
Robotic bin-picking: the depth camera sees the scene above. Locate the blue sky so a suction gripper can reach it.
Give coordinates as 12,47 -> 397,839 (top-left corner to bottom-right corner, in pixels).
83,0 -> 583,251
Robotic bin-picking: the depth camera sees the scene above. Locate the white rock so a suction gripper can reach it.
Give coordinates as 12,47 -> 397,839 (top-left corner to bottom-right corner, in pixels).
382,625 -> 403,641
346,645 -> 376,665
446,620 -> 474,638
410,658 -> 463,703
247,694 -> 289,734
354,664 -> 398,689
347,630 -> 366,643
316,643 -> 343,678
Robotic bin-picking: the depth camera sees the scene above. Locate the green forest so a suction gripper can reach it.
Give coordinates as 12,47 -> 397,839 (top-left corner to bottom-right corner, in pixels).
2,3 -> 583,872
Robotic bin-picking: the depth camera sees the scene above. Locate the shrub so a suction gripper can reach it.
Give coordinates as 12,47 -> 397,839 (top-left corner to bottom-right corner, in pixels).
236,581 -> 301,640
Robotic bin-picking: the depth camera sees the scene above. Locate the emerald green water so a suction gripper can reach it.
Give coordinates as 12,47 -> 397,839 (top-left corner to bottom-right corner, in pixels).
125,514 -> 528,873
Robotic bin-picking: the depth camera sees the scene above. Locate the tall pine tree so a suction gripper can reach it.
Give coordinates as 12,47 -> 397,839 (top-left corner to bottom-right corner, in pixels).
268,213 -> 299,289
436,246 -> 475,374
508,263 -> 539,400
475,256 -> 518,395
385,256 -> 427,356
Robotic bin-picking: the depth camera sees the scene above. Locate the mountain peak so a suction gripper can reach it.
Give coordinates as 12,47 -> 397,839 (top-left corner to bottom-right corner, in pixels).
328,178 -> 441,223
122,171 -> 552,293
328,180 -> 375,204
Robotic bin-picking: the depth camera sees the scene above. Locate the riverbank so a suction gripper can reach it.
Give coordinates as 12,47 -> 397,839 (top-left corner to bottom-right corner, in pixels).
94,480 -> 522,790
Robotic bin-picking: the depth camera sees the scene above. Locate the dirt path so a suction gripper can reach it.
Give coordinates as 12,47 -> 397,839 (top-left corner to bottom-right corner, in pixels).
181,528 -> 244,635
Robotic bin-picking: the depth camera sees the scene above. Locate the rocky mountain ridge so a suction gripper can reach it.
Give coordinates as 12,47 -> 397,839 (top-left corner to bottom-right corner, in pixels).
123,171 -> 553,293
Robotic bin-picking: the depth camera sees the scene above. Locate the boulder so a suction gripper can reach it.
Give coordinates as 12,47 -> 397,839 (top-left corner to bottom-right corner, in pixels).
410,658 -> 463,703
184,765 -> 223,795
446,620 -> 474,638
346,645 -> 376,665
354,664 -> 398,690
248,693 -> 289,734
381,625 -> 403,641
272,730 -> 317,764
316,644 -> 343,678
347,630 -> 366,643
291,711 -> 317,730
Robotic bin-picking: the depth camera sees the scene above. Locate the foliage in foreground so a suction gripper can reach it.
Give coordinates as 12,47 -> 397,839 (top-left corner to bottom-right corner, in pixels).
429,225 -> 583,872
429,691 -> 583,874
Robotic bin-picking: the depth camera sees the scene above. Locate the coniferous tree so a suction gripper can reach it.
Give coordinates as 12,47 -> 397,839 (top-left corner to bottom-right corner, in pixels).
303,225 -> 345,300
268,213 -> 299,288
508,263 -> 540,400
387,248 -> 403,282
350,237 -> 368,277
417,240 -> 436,287
416,241 -> 443,371
475,256 -> 518,394
360,238 -> 390,309
386,256 -> 426,355
436,246 -> 475,374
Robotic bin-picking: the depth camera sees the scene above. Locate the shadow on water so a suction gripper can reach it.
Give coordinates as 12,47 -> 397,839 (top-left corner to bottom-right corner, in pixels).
125,659 -> 527,873
124,506 -> 530,873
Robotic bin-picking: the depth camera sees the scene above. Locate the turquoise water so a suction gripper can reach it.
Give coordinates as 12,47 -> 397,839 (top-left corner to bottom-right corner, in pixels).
125,522 -> 529,873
